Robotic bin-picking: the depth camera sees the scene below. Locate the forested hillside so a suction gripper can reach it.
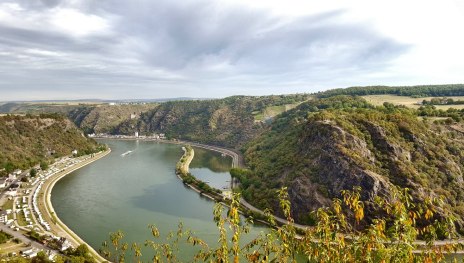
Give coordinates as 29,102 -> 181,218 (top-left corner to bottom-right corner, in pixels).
235,96 -> 464,230
3,89 -> 464,233
318,84 -> 464,98
0,102 -> 84,115
67,103 -> 157,134
116,94 -> 310,147
0,114 -> 104,176
0,102 -> 159,135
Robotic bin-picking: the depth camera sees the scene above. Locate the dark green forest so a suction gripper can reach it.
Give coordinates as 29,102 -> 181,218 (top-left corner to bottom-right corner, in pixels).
317,84 -> 464,98
0,114 -> 104,176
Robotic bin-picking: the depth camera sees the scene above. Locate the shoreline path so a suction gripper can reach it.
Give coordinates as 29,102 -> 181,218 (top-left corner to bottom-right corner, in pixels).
39,149 -> 111,262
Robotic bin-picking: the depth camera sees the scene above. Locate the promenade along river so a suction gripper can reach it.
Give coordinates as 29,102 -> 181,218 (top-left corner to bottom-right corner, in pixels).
51,139 -> 265,261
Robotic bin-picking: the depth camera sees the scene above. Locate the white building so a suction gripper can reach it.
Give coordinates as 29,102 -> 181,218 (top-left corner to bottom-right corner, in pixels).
135,131 -> 139,137
0,178 -> 7,188
22,248 -> 38,258
58,238 -> 72,251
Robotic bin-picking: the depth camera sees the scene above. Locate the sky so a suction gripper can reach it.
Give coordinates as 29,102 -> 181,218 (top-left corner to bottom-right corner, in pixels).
1,0 -> 464,100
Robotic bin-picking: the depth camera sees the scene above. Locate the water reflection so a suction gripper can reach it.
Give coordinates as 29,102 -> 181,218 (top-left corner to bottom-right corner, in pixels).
52,139 -> 265,261
189,147 -> 232,172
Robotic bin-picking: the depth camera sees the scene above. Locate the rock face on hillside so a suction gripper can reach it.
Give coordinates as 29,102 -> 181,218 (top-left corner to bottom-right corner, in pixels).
115,95 -> 310,148
242,100 -> 464,228
129,101 -> 262,148
67,104 -> 157,134
289,121 -> 391,219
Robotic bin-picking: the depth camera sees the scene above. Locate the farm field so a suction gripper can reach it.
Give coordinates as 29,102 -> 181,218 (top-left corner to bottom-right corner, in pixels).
363,95 -> 464,110
253,97 -> 313,122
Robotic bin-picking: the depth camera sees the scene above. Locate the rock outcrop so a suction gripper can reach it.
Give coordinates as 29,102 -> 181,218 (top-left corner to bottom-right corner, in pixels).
242,101 -> 464,229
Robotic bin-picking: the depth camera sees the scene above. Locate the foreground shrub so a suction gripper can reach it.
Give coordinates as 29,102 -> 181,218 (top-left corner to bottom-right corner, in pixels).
100,187 -> 463,262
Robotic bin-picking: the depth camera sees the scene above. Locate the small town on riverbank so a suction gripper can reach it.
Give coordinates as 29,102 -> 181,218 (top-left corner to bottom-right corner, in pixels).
0,131 -> 242,262
2,133 -> 463,262
0,150 -> 109,261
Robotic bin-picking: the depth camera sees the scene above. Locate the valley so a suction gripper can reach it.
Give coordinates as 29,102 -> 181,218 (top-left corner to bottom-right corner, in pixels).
2,85 -> 464,261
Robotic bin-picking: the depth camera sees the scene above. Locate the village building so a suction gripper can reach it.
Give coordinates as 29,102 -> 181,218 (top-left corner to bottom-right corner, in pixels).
21,248 -> 38,258
0,177 -> 7,188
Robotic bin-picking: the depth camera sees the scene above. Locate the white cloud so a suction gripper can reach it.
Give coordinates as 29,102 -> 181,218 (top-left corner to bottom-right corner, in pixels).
25,48 -> 64,57
0,0 -> 463,100
0,2 -> 111,38
50,8 -> 110,37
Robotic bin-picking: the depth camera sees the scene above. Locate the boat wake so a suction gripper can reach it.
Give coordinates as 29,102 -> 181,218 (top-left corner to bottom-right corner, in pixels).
121,150 -> 133,157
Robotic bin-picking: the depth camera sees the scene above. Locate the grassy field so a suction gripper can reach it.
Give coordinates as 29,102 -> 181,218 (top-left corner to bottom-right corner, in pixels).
417,116 -> 450,122
363,95 -> 464,110
16,211 -> 27,227
253,98 -> 313,122
2,199 -> 13,210
0,242 -> 27,255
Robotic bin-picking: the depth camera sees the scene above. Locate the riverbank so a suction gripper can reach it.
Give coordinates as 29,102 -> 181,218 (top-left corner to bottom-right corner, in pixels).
39,149 -> 111,262
177,146 -> 194,174
93,136 -> 243,168
95,136 -> 306,228
173,144 -> 304,228
88,137 -> 464,256
175,146 -> 224,201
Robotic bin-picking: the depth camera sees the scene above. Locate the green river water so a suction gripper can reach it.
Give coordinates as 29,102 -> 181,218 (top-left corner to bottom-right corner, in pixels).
51,139 -> 266,261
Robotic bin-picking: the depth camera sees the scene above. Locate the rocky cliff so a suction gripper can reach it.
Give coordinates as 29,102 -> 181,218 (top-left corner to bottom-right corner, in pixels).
67,104 -> 158,134
241,97 -> 464,229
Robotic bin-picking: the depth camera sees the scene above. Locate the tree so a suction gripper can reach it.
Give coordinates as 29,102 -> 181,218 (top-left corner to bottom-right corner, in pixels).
4,162 -> 15,173
99,188 -> 463,262
31,251 -> 51,263
30,168 -> 37,177
40,161 -> 48,171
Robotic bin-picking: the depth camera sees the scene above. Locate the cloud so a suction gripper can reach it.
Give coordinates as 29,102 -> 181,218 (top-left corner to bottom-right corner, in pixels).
0,0 -> 454,100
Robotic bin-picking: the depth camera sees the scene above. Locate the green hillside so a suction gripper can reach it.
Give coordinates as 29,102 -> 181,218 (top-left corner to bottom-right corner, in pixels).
317,84 -> 464,98
116,94 -> 310,147
3,89 -> 464,234
236,96 -> 464,230
0,114 -> 105,175
67,103 -> 158,134
0,102 -> 158,135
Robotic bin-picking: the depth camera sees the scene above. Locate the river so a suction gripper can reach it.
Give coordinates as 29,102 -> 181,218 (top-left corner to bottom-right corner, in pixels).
51,139 -> 265,261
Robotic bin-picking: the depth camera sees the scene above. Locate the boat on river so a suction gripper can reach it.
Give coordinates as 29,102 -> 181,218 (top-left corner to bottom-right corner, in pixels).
121,150 -> 133,157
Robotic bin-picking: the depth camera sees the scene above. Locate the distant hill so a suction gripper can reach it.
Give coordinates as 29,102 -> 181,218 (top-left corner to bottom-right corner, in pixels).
0,114 -> 105,176
317,84 -> 464,98
0,97 -> 208,105
115,94 -> 311,148
67,104 -> 158,134
0,102 -> 87,115
3,88 -> 464,233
